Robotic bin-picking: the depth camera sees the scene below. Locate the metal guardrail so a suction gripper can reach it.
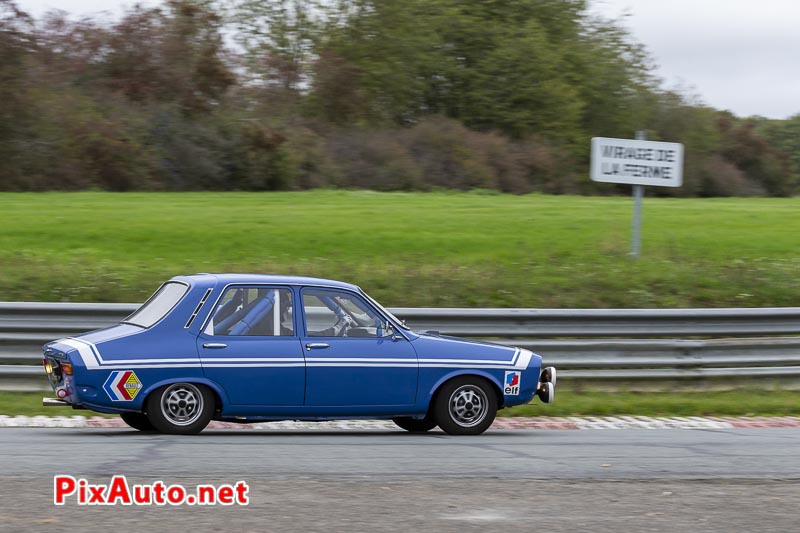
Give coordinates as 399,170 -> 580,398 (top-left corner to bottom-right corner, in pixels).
394,307 -> 800,337
2,303 -> 800,390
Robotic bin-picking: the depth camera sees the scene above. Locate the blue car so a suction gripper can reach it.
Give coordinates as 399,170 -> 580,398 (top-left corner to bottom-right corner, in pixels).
43,275 -> 556,435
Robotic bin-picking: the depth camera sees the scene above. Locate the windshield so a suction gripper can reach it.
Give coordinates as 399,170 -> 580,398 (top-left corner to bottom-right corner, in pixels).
123,282 -> 189,328
358,288 -> 411,331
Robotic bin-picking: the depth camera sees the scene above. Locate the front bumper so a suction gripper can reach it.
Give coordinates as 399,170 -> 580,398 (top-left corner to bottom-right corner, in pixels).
537,366 -> 557,403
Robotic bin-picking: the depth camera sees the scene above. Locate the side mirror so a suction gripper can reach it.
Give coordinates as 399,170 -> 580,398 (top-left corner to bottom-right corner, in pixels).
379,321 -> 399,340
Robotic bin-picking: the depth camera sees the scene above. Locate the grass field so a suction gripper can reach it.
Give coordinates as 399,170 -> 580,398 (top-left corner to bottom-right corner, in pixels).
1,190 -> 798,307
4,389 -> 798,418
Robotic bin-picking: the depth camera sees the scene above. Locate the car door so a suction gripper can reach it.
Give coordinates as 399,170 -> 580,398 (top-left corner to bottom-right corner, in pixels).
300,287 -> 418,406
197,285 -> 305,406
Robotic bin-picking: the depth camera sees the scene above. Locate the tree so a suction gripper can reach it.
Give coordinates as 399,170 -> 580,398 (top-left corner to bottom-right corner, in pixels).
759,114 -> 800,193
0,1 -> 34,187
311,0 -> 654,152
104,0 -> 234,113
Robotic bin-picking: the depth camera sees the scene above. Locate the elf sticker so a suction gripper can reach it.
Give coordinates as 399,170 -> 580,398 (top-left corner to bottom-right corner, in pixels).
103,370 -> 143,401
504,371 -> 521,395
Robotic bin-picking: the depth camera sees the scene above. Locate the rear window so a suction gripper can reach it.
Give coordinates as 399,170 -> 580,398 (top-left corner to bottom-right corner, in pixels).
123,282 -> 189,328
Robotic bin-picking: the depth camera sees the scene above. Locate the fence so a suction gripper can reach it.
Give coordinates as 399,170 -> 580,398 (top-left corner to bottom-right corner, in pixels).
3,303 -> 800,390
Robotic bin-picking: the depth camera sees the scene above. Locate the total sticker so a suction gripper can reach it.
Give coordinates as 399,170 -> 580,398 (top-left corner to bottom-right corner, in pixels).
504,371 -> 521,395
103,370 -> 143,401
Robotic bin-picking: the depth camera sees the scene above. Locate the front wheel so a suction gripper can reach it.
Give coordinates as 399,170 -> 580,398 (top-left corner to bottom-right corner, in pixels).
146,382 -> 214,435
120,412 -> 154,432
433,377 -> 497,435
392,416 -> 437,433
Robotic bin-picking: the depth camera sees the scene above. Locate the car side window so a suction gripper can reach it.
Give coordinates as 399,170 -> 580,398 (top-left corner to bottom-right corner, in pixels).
205,287 -> 294,336
303,289 -> 385,338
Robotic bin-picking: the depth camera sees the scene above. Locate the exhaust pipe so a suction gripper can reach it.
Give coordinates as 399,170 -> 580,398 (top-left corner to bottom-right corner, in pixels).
42,397 -> 69,407
540,366 -> 557,387
537,382 -> 554,404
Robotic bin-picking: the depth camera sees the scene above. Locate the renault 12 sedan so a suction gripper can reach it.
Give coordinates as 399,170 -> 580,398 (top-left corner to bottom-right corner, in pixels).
42,274 -> 556,435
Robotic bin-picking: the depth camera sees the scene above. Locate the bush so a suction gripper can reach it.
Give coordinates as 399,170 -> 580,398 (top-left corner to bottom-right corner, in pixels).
311,117 -> 576,194
326,129 -> 424,190
698,155 -> 764,197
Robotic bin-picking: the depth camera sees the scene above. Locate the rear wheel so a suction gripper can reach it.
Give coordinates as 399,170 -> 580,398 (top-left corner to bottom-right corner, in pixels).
434,376 -> 497,435
146,382 -> 214,435
392,416 -> 437,433
119,412 -> 154,432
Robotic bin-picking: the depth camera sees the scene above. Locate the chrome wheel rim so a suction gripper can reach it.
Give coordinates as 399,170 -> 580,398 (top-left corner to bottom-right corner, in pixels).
449,384 -> 488,428
161,383 -> 203,426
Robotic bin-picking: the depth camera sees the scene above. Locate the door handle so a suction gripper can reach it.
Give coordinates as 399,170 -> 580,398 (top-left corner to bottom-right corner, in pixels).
202,343 -> 228,349
305,343 -> 330,350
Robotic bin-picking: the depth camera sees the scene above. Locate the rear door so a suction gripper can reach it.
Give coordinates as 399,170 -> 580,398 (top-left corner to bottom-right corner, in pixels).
197,285 -> 305,406
300,287 -> 418,406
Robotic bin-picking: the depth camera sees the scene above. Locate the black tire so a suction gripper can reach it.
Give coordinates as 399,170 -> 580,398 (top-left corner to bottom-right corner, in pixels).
392,416 -> 438,433
433,376 -> 497,435
145,382 -> 214,435
120,412 -> 155,432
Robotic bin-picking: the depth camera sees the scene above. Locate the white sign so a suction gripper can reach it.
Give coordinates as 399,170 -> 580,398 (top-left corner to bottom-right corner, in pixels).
591,137 -> 684,187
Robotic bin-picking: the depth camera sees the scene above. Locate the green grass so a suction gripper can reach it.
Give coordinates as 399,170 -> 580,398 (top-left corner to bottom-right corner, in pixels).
1,190 -> 799,307
4,390 -> 798,418
4,191 -> 797,418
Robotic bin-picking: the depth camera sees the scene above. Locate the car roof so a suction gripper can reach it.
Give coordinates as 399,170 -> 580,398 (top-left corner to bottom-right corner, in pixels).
173,273 -> 360,291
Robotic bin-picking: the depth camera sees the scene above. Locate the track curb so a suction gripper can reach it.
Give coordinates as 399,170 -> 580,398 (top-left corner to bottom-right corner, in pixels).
1,415 -> 799,430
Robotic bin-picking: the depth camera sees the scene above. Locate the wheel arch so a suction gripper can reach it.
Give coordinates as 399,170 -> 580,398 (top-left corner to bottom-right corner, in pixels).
426,370 -> 505,411
140,377 -> 228,414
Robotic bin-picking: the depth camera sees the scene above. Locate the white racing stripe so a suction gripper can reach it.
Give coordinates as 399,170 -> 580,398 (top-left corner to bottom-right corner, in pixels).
57,337 -> 202,369
515,349 -> 533,369
58,338 -> 101,369
83,364 -> 204,370
54,339 -> 534,370
203,363 -> 306,368
202,357 -> 305,363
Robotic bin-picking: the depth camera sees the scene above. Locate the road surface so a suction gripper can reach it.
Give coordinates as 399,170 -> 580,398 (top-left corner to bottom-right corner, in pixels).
1,426 -> 798,531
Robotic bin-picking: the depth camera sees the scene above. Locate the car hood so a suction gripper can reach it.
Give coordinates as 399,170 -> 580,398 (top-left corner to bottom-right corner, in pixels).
411,332 -> 541,369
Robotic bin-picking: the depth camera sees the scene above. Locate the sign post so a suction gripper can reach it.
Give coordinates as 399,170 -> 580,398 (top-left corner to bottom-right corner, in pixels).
590,134 -> 684,258
631,130 -> 646,257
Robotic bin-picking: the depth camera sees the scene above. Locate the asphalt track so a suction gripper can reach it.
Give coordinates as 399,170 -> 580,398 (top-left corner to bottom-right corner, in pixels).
1,427 -> 799,532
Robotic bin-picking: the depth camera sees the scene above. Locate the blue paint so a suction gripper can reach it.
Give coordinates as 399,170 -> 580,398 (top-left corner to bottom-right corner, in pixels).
43,274 -> 550,420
